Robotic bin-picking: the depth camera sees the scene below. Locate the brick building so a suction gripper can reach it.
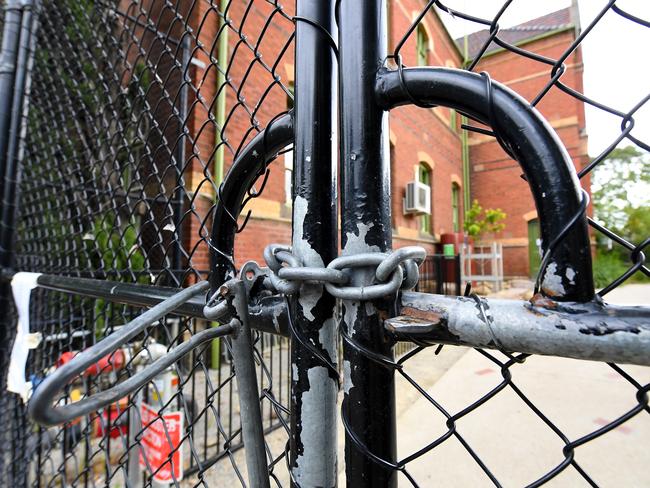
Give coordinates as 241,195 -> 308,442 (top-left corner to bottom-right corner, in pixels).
462,7 -> 589,279
176,3 -> 587,281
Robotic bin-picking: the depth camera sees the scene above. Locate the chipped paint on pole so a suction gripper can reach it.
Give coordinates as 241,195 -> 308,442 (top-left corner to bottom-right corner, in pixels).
338,0 -> 398,486
289,1 -> 339,486
394,291 -> 650,366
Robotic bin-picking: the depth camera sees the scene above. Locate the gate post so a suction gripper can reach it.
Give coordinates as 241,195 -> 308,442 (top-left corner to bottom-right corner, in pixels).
338,1 -> 397,487
0,3 -> 38,487
289,1 -> 339,487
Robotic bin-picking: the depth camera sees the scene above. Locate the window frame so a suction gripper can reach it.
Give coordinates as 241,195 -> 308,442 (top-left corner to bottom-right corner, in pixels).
451,183 -> 460,233
418,162 -> 432,234
416,24 -> 429,66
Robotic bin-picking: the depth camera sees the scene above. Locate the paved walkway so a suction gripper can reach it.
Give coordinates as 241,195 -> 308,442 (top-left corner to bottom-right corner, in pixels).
602,283 -> 649,305
387,284 -> 650,487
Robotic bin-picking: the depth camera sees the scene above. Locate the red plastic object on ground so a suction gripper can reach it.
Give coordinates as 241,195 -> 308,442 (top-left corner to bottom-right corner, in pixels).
57,349 -> 127,376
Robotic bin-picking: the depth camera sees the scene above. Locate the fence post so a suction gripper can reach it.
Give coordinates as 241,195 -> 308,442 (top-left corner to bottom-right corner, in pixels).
0,2 -> 22,181
0,0 -> 36,270
0,3 -> 37,486
455,253 -> 462,295
436,255 -> 444,294
0,2 -> 24,400
289,1 -> 339,486
339,1 -> 397,486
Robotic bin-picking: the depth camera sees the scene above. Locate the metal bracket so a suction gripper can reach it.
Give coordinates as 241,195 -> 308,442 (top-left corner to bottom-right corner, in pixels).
384,315 -> 440,335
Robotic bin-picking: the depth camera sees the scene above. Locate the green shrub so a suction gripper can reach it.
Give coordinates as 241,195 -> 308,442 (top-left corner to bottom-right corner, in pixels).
593,251 -> 650,289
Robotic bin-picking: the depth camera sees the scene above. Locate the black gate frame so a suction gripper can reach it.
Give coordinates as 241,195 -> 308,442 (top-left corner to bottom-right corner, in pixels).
2,1 -> 650,487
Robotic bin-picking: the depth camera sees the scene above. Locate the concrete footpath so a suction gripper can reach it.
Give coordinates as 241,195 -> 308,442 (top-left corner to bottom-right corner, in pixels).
337,284 -> 650,487
390,284 -> 650,487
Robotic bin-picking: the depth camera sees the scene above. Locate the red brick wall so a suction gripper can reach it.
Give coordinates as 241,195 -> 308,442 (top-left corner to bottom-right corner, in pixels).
388,2 -> 465,241
469,30 -> 589,278
237,218 -> 292,265
183,1 -> 295,273
179,3 -> 588,282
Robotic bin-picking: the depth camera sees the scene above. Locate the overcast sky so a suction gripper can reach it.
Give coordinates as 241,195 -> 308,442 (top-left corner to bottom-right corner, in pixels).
436,0 -> 649,158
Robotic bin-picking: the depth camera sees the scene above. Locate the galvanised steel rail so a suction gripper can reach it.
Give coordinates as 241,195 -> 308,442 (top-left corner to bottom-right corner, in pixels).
394,292 -> 650,367
0,271 -> 289,336
6,270 -> 649,368
26,278 -> 272,488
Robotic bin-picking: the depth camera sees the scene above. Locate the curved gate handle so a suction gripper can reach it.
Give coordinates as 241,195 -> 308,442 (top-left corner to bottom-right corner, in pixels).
28,281 -> 234,427
376,67 -> 594,302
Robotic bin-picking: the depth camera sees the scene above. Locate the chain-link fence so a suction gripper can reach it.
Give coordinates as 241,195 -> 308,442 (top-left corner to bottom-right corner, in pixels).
1,0 -> 649,487
351,2 -> 649,486
1,0 -> 295,486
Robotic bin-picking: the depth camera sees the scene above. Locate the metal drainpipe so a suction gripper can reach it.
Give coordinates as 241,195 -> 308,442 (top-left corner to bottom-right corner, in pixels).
0,4 -> 37,486
338,1 -> 397,487
213,0 -> 228,187
211,0 -> 229,370
289,1 -> 338,486
0,6 -> 23,477
461,35 -> 471,216
461,113 -> 471,214
0,1 -> 23,197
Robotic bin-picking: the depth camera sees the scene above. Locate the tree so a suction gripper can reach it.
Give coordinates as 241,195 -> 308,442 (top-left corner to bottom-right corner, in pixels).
625,206 -> 650,248
592,146 -> 650,239
463,200 -> 506,240
591,147 -> 649,287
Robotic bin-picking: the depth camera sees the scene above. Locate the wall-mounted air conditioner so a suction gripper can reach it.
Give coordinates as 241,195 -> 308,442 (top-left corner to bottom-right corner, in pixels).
403,181 -> 431,215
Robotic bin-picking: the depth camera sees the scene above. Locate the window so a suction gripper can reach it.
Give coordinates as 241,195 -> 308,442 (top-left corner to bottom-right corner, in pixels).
418,163 -> 432,233
416,25 -> 429,66
452,183 -> 460,232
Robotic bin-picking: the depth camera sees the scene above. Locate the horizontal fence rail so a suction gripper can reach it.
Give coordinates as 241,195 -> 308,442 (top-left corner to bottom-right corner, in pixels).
0,0 -> 648,487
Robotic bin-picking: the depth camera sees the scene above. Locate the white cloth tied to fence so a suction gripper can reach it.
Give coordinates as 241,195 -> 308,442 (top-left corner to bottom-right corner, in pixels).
7,272 -> 42,402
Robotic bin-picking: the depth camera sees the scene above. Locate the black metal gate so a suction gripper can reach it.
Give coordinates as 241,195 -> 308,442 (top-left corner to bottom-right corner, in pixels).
1,1 -> 649,487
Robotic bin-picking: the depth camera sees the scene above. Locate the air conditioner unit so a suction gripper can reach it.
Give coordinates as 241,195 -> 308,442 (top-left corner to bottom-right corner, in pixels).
403,181 -> 431,215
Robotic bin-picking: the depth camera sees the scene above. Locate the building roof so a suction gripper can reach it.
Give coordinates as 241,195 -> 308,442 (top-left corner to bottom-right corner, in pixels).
455,7 -> 573,60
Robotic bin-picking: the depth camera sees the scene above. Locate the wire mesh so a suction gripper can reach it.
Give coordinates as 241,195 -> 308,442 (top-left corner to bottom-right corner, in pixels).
2,0 -> 649,487
1,0 -> 295,486
344,2 -> 649,486
416,254 -> 461,295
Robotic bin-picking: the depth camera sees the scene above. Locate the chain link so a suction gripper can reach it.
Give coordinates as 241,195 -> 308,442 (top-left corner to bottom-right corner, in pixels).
263,244 -> 426,300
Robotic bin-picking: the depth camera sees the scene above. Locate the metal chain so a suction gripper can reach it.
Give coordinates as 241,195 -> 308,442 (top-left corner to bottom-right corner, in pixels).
262,243 -> 426,300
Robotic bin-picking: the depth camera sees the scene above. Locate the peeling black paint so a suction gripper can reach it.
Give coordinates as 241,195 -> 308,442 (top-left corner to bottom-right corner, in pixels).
376,67 -> 596,303
289,2 -> 338,486
579,322 -> 640,336
339,2 -> 398,486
